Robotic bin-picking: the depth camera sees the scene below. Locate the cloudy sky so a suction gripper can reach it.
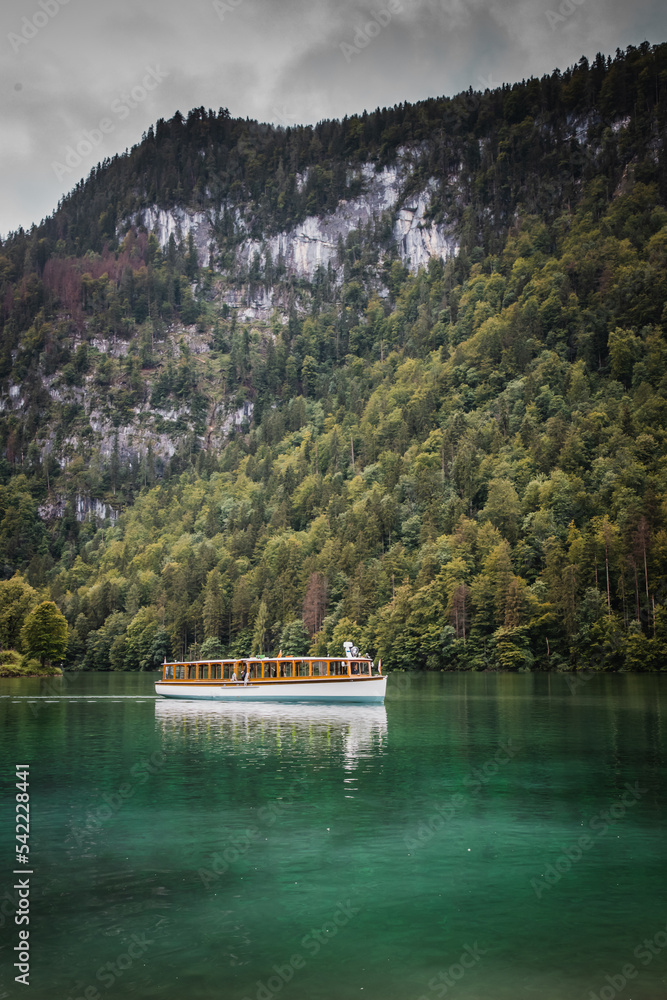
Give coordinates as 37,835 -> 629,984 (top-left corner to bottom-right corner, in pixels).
1,0 -> 666,236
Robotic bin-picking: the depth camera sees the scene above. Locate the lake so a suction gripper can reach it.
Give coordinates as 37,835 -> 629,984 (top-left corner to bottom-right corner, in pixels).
1,671 -> 665,1000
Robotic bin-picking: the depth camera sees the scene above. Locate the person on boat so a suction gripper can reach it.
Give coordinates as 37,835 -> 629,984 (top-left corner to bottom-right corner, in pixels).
231,666 -> 238,682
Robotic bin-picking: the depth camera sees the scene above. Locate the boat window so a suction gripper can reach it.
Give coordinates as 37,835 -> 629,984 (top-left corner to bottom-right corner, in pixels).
263,661 -> 277,678
311,660 -> 326,676
223,664 -> 233,679
175,664 -> 185,679
247,664 -> 257,679
297,661 -> 311,677
330,660 -> 348,676
210,664 -> 222,679
164,665 -> 174,679
279,662 -> 293,678
359,661 -> 370,675
187,665 -> 197,679
198,664 -> 209,680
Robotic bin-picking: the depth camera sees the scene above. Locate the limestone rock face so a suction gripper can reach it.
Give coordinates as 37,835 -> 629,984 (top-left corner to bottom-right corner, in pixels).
218,285 -> 277,322
237,164 -> 402,279
393,186 -> 459,271
129,160 -> 459,279
38,495 -> 120,523
133,206 -> 213,266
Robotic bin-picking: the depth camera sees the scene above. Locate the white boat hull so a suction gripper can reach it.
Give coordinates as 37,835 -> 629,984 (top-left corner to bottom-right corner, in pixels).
155,676 -> 387,703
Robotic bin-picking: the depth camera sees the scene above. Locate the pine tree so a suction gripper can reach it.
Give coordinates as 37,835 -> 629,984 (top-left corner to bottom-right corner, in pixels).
251,600 -> 269,655
203,569 -> 224,639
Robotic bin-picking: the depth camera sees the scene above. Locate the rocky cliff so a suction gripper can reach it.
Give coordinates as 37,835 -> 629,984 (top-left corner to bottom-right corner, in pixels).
128,158 -> 460,281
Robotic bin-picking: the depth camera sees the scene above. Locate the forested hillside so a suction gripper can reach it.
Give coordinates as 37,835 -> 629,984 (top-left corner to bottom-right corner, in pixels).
1,42 -> 666,672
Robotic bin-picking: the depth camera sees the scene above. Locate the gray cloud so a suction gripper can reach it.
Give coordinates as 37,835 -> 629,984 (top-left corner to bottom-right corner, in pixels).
1,0 -> 665,236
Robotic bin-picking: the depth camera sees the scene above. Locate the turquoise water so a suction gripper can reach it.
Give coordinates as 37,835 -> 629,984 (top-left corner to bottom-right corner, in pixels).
1,672 -> 666,1000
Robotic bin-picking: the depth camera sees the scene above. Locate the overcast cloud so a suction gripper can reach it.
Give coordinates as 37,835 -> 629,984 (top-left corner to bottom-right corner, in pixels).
1,0 -> 665,236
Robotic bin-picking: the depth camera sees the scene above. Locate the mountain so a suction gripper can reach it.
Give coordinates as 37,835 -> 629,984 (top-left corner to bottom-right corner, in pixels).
1,41 -> 666,673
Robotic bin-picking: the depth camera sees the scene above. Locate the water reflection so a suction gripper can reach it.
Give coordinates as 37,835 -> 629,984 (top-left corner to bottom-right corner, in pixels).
154,698 -> 387,763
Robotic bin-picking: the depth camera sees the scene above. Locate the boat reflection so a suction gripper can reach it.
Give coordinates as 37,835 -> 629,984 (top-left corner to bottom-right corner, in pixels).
154,698 -> 387,763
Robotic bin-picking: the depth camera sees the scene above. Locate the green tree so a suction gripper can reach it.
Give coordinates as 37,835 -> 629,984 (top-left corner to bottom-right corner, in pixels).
0,480 -> 45,571
203,568 -> 224,640
301,355 -> 319,397
0,574 -> 38,650
280,619 -> 311,655
200,636 -> 225,660
124,607 -> 171,671
327,616 -> 366,658
149,628 -> 172,670
20,601 -> 69,668
481,479 -> 521,543
251,600 -> 270,655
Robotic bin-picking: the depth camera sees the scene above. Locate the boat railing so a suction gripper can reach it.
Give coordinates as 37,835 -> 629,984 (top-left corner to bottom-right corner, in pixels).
160,657 -> 382,682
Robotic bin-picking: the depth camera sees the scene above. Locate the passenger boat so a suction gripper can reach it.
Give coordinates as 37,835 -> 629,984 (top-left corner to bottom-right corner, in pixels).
155,650 -> 387,703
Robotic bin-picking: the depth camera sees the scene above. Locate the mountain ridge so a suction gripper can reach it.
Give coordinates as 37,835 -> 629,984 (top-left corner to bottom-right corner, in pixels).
0,41 -> 666,672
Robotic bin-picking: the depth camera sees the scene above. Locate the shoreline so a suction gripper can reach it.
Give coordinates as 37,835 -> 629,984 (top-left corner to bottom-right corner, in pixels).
0,669 -> 63,679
